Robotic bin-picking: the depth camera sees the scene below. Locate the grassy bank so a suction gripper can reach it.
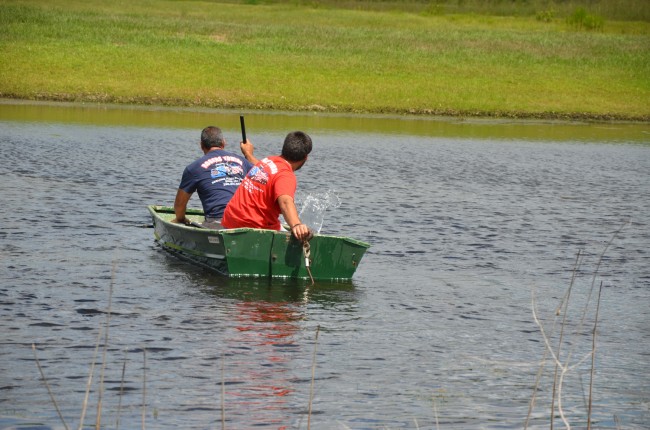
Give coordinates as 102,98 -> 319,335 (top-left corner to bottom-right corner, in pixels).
1,0 -> 649,121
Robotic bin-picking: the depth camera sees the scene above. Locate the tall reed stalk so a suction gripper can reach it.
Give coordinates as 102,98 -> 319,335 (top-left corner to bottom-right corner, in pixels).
141,348 -> 147,430
32,344 -> 70,430
308,325 -> 321,430
530,221 -> 628,428
116,351 -> 128,429
221,352 -> 226,429
587,281 -> 604,429
94,261 -> 116,429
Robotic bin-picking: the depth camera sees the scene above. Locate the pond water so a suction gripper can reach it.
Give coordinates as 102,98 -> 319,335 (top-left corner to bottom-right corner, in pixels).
1,101 -> 649,429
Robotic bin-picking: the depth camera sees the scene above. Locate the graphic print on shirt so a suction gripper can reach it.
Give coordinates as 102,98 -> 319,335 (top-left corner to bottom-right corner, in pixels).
247,166 -> 269,185
199,155 -> 247,187
210,162 -> 244,179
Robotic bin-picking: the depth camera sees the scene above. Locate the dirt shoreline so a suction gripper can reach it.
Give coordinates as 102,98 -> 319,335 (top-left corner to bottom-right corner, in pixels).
2,93 -> 649,124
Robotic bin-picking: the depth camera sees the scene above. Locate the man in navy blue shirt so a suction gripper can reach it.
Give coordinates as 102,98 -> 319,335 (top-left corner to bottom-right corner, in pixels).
173,126 -> 253,228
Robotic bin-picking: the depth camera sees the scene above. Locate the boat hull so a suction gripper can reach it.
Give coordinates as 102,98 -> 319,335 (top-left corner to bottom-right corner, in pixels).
148,205 -> 369,281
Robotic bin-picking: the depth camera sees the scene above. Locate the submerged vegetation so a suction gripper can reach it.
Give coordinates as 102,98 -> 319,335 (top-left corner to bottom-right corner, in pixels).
0,0 -> 649,120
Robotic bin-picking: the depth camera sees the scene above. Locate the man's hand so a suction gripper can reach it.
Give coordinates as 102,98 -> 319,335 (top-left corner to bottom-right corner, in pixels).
290,223 -> 313,241
240,139 -> 259,164
277,195 -> 310,240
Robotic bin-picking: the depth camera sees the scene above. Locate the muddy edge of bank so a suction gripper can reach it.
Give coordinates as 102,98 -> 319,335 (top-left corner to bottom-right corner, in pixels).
2,94 -> 648,124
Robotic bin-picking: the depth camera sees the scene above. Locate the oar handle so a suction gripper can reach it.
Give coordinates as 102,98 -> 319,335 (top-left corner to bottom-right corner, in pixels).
240,115 -> 247,143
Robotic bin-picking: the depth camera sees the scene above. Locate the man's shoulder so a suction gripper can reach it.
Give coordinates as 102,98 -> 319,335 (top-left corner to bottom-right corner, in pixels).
266,156 -> 291,169
220,149 -> 247,160
194,149 -> 248,165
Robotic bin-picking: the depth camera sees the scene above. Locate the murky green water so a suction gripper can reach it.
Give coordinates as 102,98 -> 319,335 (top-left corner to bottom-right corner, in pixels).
2,99 -> 649,144
1,100 -> 649,429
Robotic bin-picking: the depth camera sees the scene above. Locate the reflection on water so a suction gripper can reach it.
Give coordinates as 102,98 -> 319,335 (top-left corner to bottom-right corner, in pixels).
1,101 -> 649,429
2,98 -> 649,144
225,300 -> 301,424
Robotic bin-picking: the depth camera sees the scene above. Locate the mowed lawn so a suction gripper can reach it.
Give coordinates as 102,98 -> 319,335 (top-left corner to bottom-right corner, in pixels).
1,0 -> 649,120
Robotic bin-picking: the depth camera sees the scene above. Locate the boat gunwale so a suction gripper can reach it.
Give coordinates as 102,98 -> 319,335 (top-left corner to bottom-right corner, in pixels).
148,205 -> 370,248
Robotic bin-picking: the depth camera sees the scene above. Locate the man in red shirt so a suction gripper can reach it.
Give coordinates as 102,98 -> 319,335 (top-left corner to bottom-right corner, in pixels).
221,131 -> 313,241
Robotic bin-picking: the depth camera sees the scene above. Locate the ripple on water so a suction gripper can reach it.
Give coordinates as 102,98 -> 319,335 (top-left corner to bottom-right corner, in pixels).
1,120 -> 649,428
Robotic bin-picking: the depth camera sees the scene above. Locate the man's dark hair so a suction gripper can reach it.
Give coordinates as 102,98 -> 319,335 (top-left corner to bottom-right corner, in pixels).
201,126 -> 225,149
281,131 -> 312,162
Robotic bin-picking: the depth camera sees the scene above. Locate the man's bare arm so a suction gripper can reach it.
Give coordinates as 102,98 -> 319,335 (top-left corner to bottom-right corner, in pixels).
277,194 -> 312,241
173,189 -> 192,224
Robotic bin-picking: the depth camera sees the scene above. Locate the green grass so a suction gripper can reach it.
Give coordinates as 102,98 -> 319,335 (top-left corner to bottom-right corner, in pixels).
235,0 -> 650,22
1,0 -> 649,120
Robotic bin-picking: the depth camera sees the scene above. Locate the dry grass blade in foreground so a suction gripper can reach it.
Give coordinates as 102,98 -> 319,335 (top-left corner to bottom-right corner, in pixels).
308,325 -> 321,430
32,344 -> 70,430
528,221 -> 628,429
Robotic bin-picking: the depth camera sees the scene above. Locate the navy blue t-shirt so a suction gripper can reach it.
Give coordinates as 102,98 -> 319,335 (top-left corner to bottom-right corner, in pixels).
179,149 -> 253,219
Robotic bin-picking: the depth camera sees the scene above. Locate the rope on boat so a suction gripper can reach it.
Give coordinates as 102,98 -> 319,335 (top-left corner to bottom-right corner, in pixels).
302,240 -> 315,285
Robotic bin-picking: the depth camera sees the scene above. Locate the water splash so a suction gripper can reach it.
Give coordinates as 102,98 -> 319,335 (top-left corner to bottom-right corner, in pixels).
296,190 -> 341,234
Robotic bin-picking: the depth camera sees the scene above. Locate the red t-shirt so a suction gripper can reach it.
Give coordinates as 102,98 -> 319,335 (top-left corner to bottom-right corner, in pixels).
221,156 -> 296,230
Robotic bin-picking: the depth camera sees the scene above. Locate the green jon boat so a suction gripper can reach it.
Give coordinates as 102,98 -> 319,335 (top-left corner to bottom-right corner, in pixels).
148,205 -> 370,281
